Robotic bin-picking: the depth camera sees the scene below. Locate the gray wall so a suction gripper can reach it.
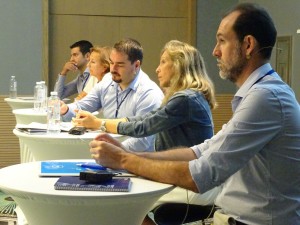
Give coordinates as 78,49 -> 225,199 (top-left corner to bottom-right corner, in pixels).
0,0 -> 43,95
197,0 -> 238,94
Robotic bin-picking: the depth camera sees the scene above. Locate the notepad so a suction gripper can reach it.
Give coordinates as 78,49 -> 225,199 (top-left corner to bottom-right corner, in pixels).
39,161 -> 106,177
54,176 -> 132,192
16,122 -> 74,134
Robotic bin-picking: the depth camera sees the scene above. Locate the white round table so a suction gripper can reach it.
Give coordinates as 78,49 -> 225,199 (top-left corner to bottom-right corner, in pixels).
5,97 -> 71,110
4,97 -> 34,110
13,128 -> 128,163
13,108 -> 47,125
0,161 -> 174,225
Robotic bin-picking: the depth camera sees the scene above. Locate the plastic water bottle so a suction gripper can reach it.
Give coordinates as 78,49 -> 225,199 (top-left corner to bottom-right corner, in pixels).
34,82 -> 42,111
47,91 -> 61,134
9,76 -> 17,98
40,81 -> 48,111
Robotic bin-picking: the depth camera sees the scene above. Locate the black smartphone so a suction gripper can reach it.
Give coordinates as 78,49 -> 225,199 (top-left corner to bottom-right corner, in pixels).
80,171 -> 114,183
68,126 -> 86,135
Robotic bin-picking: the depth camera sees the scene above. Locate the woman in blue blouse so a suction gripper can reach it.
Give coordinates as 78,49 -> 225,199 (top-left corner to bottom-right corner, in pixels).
73,40 -> 217,151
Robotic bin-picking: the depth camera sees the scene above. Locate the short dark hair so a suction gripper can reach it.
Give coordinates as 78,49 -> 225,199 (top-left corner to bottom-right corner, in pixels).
225,3 -> 277,59
113,38 -> 143,64
70,40 -> 93,55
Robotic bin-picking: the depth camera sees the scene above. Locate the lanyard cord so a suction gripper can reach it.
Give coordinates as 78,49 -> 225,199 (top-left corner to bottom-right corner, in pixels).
266,69 -> 275,75
115,88 -> 132,118
252,69 -> 274,87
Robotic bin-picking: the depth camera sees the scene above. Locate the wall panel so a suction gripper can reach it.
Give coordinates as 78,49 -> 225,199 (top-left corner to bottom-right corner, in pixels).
212,94 -> 233,134
119,17 -> 188,82
50,0 -> 188,17
0,96 -> 20,168
48,0 -> 196,93
49,15 -> 120,89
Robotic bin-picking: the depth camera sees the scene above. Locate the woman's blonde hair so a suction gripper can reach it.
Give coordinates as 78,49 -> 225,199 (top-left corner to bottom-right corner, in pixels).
90,46 -> 112,74
161,40 -> 217,109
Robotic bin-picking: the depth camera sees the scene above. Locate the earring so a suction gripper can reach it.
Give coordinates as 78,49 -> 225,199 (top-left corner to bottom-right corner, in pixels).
246,54 -> 251,59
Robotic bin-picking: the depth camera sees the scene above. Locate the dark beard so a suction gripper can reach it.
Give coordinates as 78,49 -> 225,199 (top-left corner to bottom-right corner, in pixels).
220,47 -> 246,83
111,73 -> 122,83
227,62 -> 245,83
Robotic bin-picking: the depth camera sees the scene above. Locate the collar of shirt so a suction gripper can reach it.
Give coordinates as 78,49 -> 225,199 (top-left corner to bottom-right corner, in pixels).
77,68 -> 90,92
235,63 -> 273,99
231,63 -> 273,112
81,67 -> 90,79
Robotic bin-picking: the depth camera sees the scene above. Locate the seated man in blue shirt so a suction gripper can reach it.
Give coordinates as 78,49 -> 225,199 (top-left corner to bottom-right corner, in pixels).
89,3 -> 300,225
54,40 -> 96,100
61,38 -> 164,152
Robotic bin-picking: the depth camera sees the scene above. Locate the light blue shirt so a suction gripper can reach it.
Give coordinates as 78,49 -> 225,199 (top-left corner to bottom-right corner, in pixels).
54,68 -> 90,99
189,63 -> 300,225
62,69 -> 164,152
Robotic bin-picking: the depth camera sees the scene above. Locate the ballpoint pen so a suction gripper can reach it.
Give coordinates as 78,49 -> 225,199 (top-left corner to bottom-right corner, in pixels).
76,163 -> 106,170
75,102 -> 82,117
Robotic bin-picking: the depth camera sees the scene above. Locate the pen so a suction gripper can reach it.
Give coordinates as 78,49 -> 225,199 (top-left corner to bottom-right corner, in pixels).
76,163 -> 106,170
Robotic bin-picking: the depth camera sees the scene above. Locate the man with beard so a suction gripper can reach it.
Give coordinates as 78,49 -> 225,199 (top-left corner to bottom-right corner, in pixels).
54,40 -> 95,99
89,3 -> 300,225
60,38 -> 164,152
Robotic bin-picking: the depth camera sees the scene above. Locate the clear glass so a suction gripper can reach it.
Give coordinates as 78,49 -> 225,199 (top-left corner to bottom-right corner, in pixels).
40,81 -> 48,111
34,82 -> 43,111
47,92 -> 61,134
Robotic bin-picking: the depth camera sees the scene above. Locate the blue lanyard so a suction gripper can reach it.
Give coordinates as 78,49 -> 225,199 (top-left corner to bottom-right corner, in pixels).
115,88 -> 132,118
266,69 -> 274,76
253,69 -> 274,86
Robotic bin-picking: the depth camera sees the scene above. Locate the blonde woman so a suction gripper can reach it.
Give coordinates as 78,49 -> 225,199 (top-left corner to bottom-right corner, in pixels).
75,46 -> 112,101
74,40 -> 216,151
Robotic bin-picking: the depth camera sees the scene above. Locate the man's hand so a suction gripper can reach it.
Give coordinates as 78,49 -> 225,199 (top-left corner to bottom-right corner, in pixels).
60,101 -> 69,115
72,111 -> 100,129
94,133 -> 129,150
89,134 -> 127,169
60,62 -> 78,75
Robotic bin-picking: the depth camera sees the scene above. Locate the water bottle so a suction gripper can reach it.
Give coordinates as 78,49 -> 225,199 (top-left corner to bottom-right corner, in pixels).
34,82 -> 42,111
40,81 -> 48,111
9,76 -> 17,98
47,91 -> 61,134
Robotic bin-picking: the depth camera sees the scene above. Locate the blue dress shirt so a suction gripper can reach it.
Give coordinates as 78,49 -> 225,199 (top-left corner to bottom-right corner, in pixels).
189,63 -> 300,225
62,69 -> 164,152
54,68 -> 90,99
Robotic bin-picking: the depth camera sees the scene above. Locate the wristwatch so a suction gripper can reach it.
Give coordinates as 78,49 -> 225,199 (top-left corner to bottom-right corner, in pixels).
100,120 -> 106,132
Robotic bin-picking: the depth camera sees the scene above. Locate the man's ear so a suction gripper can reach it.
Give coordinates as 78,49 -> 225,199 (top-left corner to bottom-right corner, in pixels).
85,52 -> 91,60
243,35 -> 257,56
134,60 -> 141,74
135,60 -> 141,68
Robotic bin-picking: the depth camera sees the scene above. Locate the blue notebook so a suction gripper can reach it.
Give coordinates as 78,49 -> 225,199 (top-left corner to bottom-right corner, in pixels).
54,176 -> 132,192
39,161 -> 106,177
